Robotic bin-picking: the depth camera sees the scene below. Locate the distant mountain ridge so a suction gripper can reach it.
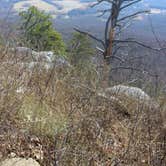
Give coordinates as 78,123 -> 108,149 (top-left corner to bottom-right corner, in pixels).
0,0 -> 166,19
1,0 -> 166,42
0,0 -> 93,18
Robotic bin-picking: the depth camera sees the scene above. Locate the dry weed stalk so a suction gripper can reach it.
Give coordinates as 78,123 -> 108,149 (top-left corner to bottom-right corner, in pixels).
0,47 -> 165,166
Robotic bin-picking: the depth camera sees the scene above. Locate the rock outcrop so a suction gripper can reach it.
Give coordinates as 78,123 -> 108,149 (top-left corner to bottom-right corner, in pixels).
7,47 -> 70,70
99,85 -> 159,116
105,85 -> 151,101
0,158 -> 40,166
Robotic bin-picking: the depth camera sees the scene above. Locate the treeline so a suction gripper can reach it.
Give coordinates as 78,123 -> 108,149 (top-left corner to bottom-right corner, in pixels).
18,7 -> 94,64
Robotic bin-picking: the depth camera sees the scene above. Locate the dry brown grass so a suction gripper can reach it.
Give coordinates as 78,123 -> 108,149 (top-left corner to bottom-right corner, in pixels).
0,46 -> 165,166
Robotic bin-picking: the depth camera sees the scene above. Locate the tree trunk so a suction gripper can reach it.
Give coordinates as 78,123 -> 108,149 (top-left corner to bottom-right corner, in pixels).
101,59 -> 110,88
107,28 -> 115,58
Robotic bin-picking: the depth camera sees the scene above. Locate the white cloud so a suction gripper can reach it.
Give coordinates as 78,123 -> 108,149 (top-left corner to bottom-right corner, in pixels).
13,0 -> 57,13
134,15 -> 144,21
54,0 -> 90,13
13,0 -> 91,16
150,8 -> 166,15
63,15 -> 70,19
150,8 -> 162,14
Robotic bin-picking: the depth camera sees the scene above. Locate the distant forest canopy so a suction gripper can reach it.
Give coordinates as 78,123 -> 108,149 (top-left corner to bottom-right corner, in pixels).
0,0 -> 166,42
0,3 -> 166,90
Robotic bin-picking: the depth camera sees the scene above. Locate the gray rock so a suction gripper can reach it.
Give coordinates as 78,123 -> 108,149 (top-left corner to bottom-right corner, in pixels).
10,47 -> 32,54
105,85 -> 151,101
33,51 -> 54,62
7,47 -> 71,70
53,56 -> 71,68
0,158 -> 40,166
100,85 -> 159,115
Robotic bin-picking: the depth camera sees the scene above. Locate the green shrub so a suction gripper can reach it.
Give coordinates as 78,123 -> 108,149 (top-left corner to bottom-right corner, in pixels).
19,6 -> 65,55
67,32 -> 99,87
67,32 -> 95,66
18,95 -> 67,136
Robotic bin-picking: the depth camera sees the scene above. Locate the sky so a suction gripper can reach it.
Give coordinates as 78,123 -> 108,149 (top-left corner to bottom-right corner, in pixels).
1,0 -> 166,40
11,0 -> 166,17
1,0 -> 166,18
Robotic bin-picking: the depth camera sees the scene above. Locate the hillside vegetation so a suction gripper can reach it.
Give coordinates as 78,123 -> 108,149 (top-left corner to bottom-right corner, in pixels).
0,6 -> 166,166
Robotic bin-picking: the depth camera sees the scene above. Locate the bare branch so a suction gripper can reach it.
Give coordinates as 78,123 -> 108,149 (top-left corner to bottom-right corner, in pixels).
74,28 -> 106,48
113,39 -> 166,51
148,15 -> 166,55
97,9 -> 111,17
111,55 -> 125,62
111,66 -> 157,77
96,46 -> 104,53
117,10 -> 149,23
120,0 -> 142,11
96,46 -> 125,62
91,0 -> 115,8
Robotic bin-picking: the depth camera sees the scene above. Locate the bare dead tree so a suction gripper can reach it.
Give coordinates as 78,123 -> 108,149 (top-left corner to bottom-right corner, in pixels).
73,0 -> 166,88
74,0 -> 152,63
73,0 -> 150,87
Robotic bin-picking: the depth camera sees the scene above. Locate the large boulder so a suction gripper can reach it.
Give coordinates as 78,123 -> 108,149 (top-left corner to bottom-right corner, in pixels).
8,47 -> 54,62
7,47 -> 70,70
105,85 -> 150,101
101,85 -> 159,115
9,47 -> 33,55
0,158 -> 40,166
35,51 -> 54,62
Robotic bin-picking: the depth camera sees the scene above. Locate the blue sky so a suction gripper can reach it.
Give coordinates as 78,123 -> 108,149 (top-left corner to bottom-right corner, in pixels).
143,0 -> 166,9
1,0 -> 166,17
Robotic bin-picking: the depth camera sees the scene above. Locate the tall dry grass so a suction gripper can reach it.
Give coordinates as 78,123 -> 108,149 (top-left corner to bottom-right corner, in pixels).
0,46 -> 165,166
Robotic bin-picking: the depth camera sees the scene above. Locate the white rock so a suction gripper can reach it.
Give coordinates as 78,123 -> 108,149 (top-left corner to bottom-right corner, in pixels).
105,85 -> 151,101
38,51 -> 54,62
56,58 -> 71,68
16,87 -> 26,93
9,152 -> 16,158
1,158 -> 40,166
7,47 -> 71,70
8,47 -> 53,62
10,47 -> 32,53
102,85 -> 159,114
9,47 -> 33,57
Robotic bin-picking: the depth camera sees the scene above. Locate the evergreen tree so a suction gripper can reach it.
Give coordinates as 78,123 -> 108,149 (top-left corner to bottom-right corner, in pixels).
68,32 -> 98,87
68,32 -> 95,67
19,6 -> 65,55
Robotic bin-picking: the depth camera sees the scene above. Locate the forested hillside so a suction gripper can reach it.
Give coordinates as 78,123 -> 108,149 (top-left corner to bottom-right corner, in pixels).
0,1 -> 166,166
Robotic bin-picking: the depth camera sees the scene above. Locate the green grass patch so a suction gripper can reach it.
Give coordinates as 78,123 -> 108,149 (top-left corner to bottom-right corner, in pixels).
18,94 -> 68,136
